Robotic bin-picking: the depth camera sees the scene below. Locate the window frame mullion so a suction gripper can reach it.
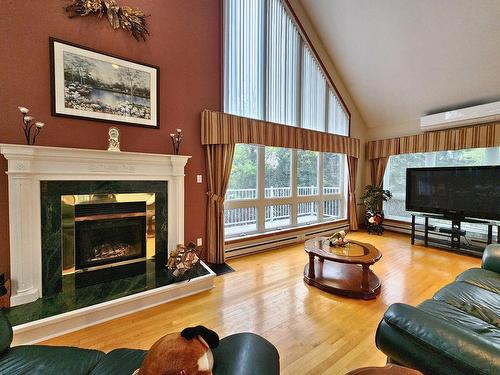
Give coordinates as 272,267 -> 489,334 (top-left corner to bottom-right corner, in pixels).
257,145 -> 266,232
318,152 -> 324,222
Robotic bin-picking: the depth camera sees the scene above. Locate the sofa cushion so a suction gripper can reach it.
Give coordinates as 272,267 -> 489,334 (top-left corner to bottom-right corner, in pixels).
418,300 -> 500,343
0,345 -> 105,375
432,281 -> 500,327
456,268 -> 500,294
0,311 -> 13,354
89,348 -> 147,375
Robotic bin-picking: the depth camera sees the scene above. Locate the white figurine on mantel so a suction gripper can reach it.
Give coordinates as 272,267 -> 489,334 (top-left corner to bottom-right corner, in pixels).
107,127 -> 121,152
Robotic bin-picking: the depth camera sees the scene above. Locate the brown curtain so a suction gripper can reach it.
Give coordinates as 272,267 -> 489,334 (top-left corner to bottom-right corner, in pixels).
370,157 -> 389,188
205,144 -> 235,264
366,122 -> 499,160
347,156 -> 358,231
202,110 -> 360,158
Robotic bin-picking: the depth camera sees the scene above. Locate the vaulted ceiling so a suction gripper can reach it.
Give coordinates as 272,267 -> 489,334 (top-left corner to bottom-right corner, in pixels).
300,0 -> 500,135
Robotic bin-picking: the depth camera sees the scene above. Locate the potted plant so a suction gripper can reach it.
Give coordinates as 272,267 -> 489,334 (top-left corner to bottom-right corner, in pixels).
360,185 -> 392,235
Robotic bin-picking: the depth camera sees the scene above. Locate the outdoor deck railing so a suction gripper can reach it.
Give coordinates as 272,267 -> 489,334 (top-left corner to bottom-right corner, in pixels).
226,186 -> 340,200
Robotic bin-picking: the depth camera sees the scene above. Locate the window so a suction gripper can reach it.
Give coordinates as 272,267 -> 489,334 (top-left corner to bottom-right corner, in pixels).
223,0 -> 350,238
383,147 -> 500,238
225,145 -> 347,237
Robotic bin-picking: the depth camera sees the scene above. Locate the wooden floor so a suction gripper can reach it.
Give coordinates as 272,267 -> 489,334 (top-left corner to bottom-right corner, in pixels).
42,231 -> 480,374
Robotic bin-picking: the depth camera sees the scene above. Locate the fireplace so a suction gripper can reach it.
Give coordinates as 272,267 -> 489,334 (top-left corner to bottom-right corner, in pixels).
61,192 -> 156,288
74,201 -> 147,271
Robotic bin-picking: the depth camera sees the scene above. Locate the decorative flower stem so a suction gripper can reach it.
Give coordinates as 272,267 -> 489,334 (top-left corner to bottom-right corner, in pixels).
18,107 -> 45,145
170,128 -> 183,155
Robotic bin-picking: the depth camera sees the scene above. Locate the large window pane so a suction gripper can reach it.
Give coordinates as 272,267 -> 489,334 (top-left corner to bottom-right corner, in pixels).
297,150 -> 319,196
298,202 -> 319,224
323,200 -> 341,220
266,0 -> 300,126
265,147 -> 291,198
323,153 -> 341,194
226,144 -> 258,201
265,204 -> 291,229
301,46 -> 326,131
224,0 -> 264,119
224,207 -> 257,236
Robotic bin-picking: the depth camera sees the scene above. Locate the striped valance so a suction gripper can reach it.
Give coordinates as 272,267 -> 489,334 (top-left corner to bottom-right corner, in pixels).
366,122 -> 500,160
201,110 -> 360,158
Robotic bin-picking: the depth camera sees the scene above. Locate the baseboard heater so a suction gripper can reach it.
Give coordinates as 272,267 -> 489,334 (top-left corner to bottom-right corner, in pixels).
225,223 -> 349,259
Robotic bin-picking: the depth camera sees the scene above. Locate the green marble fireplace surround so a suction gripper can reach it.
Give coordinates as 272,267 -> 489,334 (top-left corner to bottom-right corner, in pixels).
40,180 -> 168,297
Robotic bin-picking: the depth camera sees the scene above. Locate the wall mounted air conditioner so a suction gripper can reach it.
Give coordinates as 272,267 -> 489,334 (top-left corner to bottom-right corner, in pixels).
420,101 -> 500,131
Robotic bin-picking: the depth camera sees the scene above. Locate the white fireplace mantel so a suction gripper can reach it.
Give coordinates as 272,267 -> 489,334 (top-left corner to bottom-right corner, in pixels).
0,144 -> 191,307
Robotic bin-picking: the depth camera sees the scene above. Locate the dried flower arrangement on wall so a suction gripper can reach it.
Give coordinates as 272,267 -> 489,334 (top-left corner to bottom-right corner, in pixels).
65,0 -> 150,41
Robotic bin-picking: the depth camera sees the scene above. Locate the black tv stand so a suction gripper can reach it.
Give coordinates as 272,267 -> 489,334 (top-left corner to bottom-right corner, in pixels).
410,213 -> 499,257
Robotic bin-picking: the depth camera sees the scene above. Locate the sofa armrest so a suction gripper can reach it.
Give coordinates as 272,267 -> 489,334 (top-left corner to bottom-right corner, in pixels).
212,333 -> 279,375
376,303 -> 499,375
482,244 -> 500,273
0,310 -> 13,355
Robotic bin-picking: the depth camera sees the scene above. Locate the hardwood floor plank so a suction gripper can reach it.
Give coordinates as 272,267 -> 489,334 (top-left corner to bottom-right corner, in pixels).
41,231 -> 480,373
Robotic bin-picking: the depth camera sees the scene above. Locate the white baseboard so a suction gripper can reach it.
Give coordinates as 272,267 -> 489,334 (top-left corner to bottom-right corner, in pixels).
12,263 -> 215,345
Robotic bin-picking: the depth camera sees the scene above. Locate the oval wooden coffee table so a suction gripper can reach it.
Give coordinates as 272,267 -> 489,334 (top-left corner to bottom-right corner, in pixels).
303,237 -> 382,299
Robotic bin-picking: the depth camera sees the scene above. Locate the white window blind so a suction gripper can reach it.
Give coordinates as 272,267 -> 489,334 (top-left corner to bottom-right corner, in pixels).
223,0 -> 349,134
266,0 -> 300,126
301,45 -> 326,131
328,89 -> 349,136
224,0 -> 264,119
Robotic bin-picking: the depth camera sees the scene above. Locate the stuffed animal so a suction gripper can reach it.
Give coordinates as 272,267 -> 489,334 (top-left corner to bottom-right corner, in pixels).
327,230 -> 349,247
134,326 -> 219,375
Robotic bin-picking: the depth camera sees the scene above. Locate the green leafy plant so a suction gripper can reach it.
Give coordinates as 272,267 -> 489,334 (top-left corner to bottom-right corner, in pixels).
361,185 -> 392,212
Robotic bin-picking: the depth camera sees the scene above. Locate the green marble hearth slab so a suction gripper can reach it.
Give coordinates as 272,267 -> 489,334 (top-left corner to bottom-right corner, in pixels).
4,261 -> 209,326
40,180 -> 168,297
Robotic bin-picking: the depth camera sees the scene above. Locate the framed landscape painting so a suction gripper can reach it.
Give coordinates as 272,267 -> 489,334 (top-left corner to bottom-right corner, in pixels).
50,38 -> 159,128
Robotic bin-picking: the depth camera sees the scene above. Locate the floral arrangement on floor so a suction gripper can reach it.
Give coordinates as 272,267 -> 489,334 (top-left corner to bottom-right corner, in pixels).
361,185 -> 392,235
65,0 -> 150,41
167,242 -> 201,278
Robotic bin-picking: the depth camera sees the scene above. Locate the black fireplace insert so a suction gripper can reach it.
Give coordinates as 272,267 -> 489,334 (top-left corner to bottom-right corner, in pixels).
74,201 -> 147,271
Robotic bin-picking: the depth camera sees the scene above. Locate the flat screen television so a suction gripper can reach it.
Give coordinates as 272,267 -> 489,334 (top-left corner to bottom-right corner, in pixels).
406,166 -> 500,221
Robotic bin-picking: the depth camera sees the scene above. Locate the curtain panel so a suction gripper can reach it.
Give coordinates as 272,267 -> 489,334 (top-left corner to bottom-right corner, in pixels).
205,143 -> 235,264
202,110 -> 360,158
370,157 -> 389,188
347,156 -> 359,231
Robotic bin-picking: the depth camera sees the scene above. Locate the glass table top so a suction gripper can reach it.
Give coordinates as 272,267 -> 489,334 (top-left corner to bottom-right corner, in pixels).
313,239 -> 369,257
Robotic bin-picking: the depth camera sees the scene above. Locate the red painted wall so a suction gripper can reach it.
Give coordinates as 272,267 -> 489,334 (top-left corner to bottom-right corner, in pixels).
0,0 -> 222,281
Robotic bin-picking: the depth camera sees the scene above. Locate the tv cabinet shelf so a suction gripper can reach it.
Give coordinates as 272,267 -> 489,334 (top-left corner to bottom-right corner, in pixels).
411,213 -> 499,257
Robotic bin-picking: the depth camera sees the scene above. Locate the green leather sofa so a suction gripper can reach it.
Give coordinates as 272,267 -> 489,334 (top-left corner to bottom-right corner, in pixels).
376,244 -> 500,375
0,311 -> 280,375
